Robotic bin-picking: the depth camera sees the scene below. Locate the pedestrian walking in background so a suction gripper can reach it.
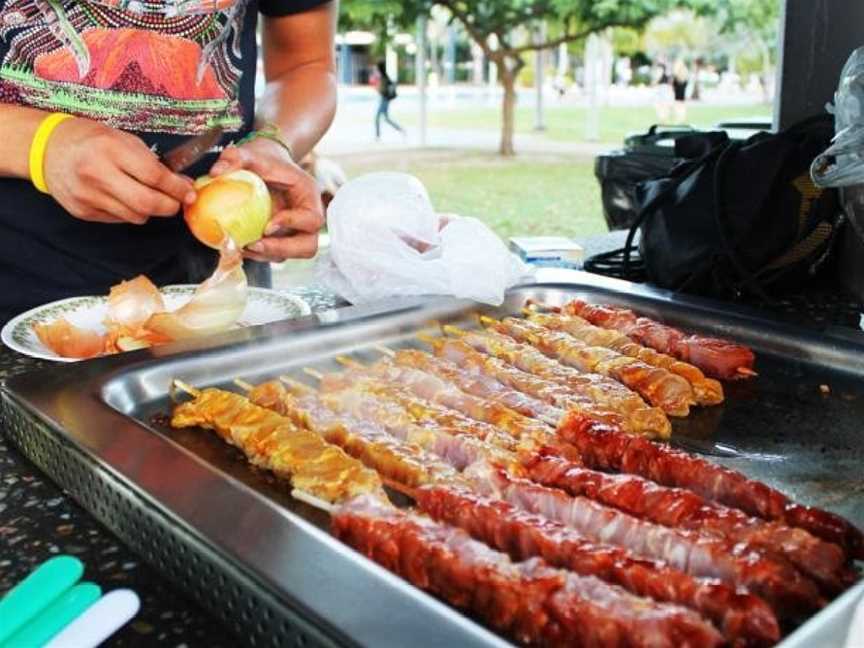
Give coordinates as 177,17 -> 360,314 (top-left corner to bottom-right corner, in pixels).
671,58 -> 690,124
373,61 -> 405,140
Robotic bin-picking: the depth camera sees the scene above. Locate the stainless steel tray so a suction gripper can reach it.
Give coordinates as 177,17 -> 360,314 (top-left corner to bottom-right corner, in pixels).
3,269 -> 863,647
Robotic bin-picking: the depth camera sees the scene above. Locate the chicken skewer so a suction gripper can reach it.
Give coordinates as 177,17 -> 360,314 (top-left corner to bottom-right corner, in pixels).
467,463 -> 824,621
561,299 -> 757,380
440,324 -> 670,437
334,495 -> 724,648
233,378 -> 465,489
481,315 -> 695,417
522,305 -> 724,406
524,451 -> 853,593
169,382 -> 385,504
417,484 -> 780,646
558,412 -> 864,561
423,333 -> 668,439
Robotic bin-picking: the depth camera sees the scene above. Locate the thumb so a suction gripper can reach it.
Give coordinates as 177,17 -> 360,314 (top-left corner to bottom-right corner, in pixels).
209,146 -> 250,176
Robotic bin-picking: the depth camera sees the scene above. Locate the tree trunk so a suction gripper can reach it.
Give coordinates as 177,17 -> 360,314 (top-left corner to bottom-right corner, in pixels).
500,69 -> 517,156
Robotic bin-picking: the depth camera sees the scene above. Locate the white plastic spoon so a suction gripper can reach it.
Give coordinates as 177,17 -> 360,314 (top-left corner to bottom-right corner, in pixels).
43,589 -> 140,648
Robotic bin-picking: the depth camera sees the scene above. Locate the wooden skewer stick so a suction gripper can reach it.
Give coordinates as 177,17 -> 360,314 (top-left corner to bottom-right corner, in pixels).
291,488 -> 335,514
415,331 -> 440,346
335,355 -> 364,369
440,324 -> 465,338
374,344 -> 395,358
171,379 -> 201,400
279,375 -> 316,395
381,477 -> 419,501
303,367 -> 325,381
233,378 -> 254,392
478,314 -> 498,328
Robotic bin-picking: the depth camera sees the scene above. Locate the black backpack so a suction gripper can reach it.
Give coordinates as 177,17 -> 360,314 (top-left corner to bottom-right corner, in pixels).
621,116 -> 843,301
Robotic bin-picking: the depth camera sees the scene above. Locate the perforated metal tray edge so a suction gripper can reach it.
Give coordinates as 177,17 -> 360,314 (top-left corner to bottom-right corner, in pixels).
0,391 -> 349,648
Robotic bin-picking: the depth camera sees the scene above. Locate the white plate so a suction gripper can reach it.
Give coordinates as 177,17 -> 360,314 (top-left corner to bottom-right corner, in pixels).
1,285 -> 311,362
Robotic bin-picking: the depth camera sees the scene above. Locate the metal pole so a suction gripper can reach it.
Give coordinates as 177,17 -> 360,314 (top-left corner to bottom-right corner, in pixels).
534,21 -> 546,131
416,14 -> 428,146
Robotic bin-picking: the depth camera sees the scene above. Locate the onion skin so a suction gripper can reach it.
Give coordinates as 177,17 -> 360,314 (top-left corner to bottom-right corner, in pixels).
185,169 -> 271,249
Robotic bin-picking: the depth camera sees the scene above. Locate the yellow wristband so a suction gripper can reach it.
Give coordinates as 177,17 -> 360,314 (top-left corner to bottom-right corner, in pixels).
29,113 -> 73,194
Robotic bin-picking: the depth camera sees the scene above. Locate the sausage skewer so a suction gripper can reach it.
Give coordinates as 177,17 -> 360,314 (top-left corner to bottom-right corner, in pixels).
561,299 -> 756,380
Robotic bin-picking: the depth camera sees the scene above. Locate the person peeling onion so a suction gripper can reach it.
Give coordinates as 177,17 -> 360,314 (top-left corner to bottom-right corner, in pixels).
184,170 -> 272,250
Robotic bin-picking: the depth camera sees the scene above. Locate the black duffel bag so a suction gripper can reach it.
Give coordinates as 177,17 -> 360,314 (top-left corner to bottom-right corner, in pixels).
621,115 -> 844,301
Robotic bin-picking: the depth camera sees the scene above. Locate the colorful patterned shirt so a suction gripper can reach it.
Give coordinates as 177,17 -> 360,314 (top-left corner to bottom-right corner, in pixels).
0,0 -> 329,324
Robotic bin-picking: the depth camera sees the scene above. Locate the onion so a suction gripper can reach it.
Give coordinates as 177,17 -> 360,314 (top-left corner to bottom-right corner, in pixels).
34,318 -> 106,359
144,237 -> 248,339
184,169 -> 271,249
104,275 -> 165,329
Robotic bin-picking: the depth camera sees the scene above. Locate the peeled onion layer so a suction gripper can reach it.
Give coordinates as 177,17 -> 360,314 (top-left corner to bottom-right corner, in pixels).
144,238 -> 248,340
33,318 -> 106,359
104,275 -> 165,329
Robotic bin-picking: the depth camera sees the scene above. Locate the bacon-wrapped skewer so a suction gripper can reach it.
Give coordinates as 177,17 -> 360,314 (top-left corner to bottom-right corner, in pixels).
170,385 -> 385,503
467,463 -> 824,620
482,316 -> 694,417
424,333 -> 669,439
524,451 -> 852,593
417,485 -> 780,646
442,325 -> 670,437
284,376 -> 525,478
334,495 -> 724,648
558,413 -> 864,561
332,356 -> 558,447
523,307 -> 724,406
238,379 -> 464,488
313,369 -> 524,453
562,299 -> 757,380
387,347 -> 567,426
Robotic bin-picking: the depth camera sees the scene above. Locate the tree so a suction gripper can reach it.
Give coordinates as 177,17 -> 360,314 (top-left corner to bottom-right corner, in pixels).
343,0 -> 710,155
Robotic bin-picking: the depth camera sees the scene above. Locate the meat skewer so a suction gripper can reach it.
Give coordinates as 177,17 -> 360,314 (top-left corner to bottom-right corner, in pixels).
481,315 -> 694,417
386,347 -> 568,426
522,306 -> 724,407
417,484 -> 780,646
332,356 -> 558,447
524,451 -> 852,593
170,383 -> 386,503
466,463 -> 824,621
271,375 -> 525,478
333,495 -> 724,648
441,324 -> 670,438
234,378 -> 466,488
304,370 -> 524,453
561,299 -> 757,380
558,413 -> 864,561
423,333 -> 668,439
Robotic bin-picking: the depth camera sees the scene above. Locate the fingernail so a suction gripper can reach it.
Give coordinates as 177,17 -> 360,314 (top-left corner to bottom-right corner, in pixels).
184,191 -> 197,205
211,163 -> 225,175
247,242 -> 264,253
264,222 -> 280,236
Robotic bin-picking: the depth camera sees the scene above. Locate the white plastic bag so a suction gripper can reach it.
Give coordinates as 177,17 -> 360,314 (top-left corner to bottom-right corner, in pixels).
318,172 -> 531,305
811,47 -> 864,187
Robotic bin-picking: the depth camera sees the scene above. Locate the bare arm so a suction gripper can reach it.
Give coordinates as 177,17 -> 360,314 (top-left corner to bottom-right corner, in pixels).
257,0 -> 338,159
0,105 -> 49,179
207,1 -> 337,262
0,104 -> 192,223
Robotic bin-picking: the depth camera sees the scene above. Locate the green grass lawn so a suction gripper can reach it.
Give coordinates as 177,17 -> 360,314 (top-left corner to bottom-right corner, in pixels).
400,102 -> 770,144
337,150 -> 605,240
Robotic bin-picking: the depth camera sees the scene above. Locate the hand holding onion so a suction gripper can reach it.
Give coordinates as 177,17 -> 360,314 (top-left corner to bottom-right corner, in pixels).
186,138 -> 324,261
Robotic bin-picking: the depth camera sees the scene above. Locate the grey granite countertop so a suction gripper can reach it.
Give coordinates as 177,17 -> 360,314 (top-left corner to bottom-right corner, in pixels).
0,284 -> 345,646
